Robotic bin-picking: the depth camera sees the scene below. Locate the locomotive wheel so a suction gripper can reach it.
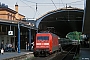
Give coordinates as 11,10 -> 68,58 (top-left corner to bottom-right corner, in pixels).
34,52 -> 38,57
34,54 -> 38,57
45,53 -> 49,57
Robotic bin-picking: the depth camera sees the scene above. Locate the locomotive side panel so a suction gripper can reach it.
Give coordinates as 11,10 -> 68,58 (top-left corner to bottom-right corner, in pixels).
49,34 -> 52,53
52,34 -> 59,52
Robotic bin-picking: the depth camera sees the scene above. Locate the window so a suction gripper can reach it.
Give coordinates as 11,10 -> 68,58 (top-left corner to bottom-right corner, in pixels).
2,25 -> 6,32
37,36 -> 49,40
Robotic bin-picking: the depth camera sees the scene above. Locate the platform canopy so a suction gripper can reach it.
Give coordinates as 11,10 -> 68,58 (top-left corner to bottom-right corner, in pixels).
36,6 -> 84,38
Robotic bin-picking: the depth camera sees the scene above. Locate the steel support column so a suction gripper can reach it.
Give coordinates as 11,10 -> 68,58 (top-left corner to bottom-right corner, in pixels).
28,29 -> 31,50
18,22 -> 20,53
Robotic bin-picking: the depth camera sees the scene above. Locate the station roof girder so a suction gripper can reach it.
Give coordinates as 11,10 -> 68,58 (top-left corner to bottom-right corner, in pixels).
36,7 -> 84,37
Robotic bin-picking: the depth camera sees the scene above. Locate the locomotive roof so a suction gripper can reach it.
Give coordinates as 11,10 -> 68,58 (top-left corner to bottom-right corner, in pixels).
37,32 -> 58,36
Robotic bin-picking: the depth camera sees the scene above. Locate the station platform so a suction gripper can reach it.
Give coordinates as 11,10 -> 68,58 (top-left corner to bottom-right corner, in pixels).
79,48 -> 90,60
0,51 -> 33,60
1,48 -> 90,60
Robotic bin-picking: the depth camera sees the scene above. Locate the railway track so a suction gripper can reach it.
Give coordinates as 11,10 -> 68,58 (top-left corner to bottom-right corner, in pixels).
31,45 -> 74,60
51,45 -> 79,60
31,52 -> 60,60
31,45 -> 79,60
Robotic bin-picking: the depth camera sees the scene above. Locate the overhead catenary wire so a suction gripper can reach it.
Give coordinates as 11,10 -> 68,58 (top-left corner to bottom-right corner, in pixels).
50,0 -> 57,9
23,0 -> 41,16
20,0 -> 35,12
9,3 -> 83,7
21,0 -> 84,5
17,0 -> 83,18
21,0 -> 41,18
69,0 -> 84,4
61,0 -> 65,8
20,0 -> 41,19
23,0 -> 36,3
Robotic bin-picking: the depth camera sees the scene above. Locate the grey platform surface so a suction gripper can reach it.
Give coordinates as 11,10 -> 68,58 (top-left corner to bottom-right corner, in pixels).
79,48 -> 90,60
0,51 -> 33,60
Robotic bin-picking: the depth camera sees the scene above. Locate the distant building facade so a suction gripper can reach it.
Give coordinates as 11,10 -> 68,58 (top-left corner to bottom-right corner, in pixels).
0,3 -> 25,20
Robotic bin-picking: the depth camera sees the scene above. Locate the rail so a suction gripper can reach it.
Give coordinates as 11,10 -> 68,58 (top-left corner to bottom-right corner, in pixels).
32,45 -> 79,60
72,45 -> 80,60
61,46 -> 75,60
61,45 -> 80,60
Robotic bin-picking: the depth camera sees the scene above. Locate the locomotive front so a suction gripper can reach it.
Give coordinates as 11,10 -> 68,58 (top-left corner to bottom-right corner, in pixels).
34,33 -> 50,56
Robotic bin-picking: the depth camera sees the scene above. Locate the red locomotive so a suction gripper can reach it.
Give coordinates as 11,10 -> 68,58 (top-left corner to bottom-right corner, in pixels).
33,32 -> 60,57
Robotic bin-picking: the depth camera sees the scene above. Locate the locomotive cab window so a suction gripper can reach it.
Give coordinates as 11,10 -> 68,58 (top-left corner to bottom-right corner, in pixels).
37,36 -> 49,40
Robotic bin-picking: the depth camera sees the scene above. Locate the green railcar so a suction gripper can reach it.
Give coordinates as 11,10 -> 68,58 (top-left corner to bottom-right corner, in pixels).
66,31 -> 82,45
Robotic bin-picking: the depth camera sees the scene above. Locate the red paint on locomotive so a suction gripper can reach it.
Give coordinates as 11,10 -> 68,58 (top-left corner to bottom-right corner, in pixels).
33,33 -> 60,56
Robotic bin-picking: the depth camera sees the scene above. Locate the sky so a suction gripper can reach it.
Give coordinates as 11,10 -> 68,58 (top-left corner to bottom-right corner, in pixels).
0,0 -> 84,19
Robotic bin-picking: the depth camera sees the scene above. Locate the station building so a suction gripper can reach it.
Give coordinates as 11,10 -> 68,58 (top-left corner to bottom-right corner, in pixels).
0,3 -> 37,50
